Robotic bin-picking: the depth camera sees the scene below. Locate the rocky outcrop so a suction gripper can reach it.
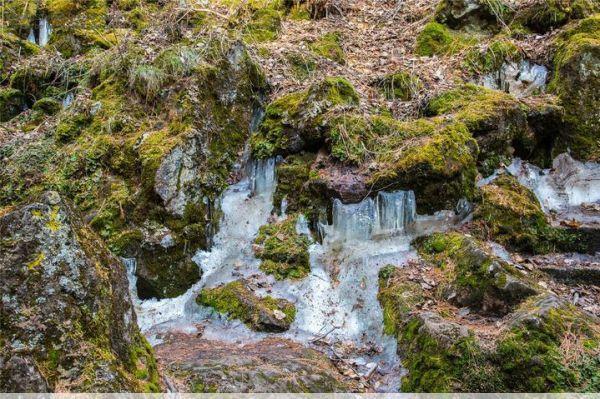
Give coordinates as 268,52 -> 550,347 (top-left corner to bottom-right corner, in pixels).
378,260 -> 600,392
0,192 -> 158,392
416,232 -> 538,315
156,334 -> 359,393
196,280 -> 296,332
550,14 -> 600,161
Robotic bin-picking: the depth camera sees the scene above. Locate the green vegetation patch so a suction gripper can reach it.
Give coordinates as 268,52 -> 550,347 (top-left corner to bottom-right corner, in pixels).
254,214 -> 311,280
310,32 -> 345,64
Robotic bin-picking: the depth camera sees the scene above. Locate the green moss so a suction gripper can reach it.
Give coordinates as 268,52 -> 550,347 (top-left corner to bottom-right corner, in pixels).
416,22 -> 476,56
496,296 -> 600,392
55,112 -> 93,143
475,174 -> 586,253
416,231 -> 536,312
377,71 -> 422,100
244,8 -> 283,42
197,280 -> 296,331
251,77 -> 359,158
0,87 -> 25,122
0,0 -> 38,35
516,0 -> 599,33
464,39 -> 522,74
285,51 -> 317,79
254,215 -> 311,280
310,32 -> 345,64
377,266 -> 424,336
548,14 -> 600,161
33,97 -> 62,115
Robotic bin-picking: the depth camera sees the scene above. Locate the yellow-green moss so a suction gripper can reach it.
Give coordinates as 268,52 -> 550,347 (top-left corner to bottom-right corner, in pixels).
474,174 -> 586,253
197,280 -> 296,331
254,215 -> 311,280
310,32 -> 345,64
463,39 -> 522,74
251,77 -> 359,158
516,0 -> 599,33
0,87 -> 25,122
416,22 -> 476,56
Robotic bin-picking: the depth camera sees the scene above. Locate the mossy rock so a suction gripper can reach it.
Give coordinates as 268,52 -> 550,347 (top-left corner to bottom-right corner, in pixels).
32,97 -> 62,115
0,194 -> 159,392
435,0 -> 513,31
549,14 -> 600,161
497,294 -> 600,392
0,32 -> 39,80
515,0 -> 599,33
254,214 -> 311,280
474,174 -> 588,253
376,71 -> 423,101
426,84 -> 536,174
251,77 -> 359,158
0,88 -> 25,122
415,21 -> 477,56
368,118 -> 479,213
197,280 -> 296,332
415,231 -> 538,314
310,32 -> 345,64
0,0 -> 38,36
463,39 -> 522,74
243,8 -> 283,42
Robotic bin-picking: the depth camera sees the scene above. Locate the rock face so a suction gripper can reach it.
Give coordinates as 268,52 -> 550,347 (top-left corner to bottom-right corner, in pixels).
156,334 -> 359,393
0,193 -> 159,392
550,15 -> 600,161
416,232 -> 538,315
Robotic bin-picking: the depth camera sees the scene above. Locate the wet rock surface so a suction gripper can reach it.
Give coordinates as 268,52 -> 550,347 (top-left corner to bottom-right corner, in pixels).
0,193 -> 158,392
156,334 -> 360,393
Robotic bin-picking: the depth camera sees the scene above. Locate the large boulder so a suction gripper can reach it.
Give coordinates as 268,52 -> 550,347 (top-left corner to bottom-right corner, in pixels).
0,193 -> 159,392
550,14 -> 600,161
156,334 -> 360,393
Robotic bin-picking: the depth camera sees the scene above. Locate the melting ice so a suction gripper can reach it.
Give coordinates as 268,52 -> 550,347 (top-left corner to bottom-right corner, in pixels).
126,159 -> 467,392
482,60 -> 548,98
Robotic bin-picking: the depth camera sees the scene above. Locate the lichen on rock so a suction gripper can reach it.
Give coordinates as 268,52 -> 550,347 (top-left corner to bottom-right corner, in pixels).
0,192 -> 159,392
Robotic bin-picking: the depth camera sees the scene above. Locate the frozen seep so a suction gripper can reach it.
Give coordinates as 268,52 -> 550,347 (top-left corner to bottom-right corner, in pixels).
27,18 -> 52,47
482,60 -> 548,98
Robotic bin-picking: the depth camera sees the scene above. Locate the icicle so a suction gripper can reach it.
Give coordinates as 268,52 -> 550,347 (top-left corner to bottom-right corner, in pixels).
27,28 -> 36,44
38,18 -> 52,47
62,93 -> 74,108
250,158 -> 276,195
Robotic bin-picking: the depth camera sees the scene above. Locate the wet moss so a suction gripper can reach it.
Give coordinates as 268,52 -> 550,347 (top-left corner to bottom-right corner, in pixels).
377,266 -> 424,336
254,215 -> 311,280
197,280 -> 296,332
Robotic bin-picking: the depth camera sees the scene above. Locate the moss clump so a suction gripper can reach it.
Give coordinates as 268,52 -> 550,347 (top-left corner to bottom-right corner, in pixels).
243,8 -> 283,42
398,315 -> 494,392
416,231 -> 537,314
197,280 -> 296,332
377,266 -> 424,336
128,64 -> 167,102
254,215 -> 311,280
435,0 -> 513,30
475,174 -> 586,253
426,84 -> 534,172
548,14 -> 600,161
415,22 -> 475,56
464,39 -> 522,74
55,112 -> 93,143
0,88 -> 25,122
0,0 -> 38,35
32,97 -> 62,115
496,295 -> 600,392
369,119 -> 479,212
310,32 -> 345,64
376,71 -> 422,101
251,77 -> 359,158
285,51 -> 317,79
516,0 -> 599,33
0,32 -> 39,81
